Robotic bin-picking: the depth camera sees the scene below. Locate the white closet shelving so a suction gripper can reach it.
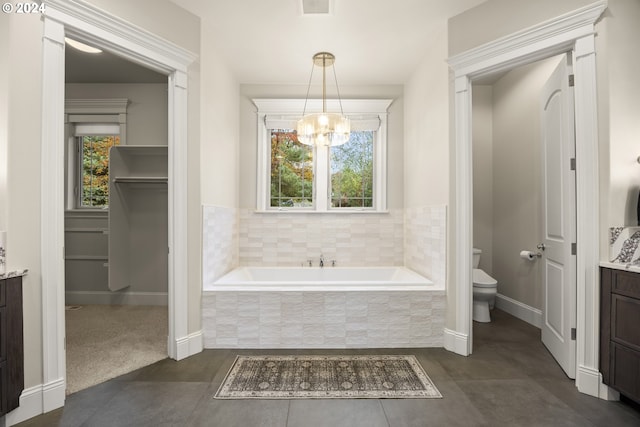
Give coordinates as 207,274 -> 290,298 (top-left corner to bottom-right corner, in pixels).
108,146 -> 168,293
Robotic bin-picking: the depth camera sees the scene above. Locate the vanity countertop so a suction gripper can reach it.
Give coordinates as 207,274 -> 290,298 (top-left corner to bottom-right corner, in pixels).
600,261 -> 640,273
0,269 -> 28,280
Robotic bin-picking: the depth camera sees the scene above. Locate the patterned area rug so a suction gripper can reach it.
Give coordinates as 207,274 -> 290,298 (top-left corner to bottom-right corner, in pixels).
214,355 -> 442,399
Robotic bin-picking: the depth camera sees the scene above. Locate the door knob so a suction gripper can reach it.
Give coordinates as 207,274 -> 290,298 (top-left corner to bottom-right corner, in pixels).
537,243 -> 546,251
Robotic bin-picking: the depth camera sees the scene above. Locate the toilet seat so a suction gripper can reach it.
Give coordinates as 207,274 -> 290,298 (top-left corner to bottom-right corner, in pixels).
472,268 -> 497,287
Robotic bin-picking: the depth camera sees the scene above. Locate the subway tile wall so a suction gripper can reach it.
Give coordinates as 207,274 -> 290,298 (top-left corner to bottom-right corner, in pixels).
238,209 -> 405,267
202,206 -> 447,285
202,205 -> 238,284
202,290 -> 445,348
405,206 -> 447,286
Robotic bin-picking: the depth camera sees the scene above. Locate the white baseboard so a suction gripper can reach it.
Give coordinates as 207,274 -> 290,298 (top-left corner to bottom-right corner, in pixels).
65,291 -> 168,306
174,330 -> 203,361
5,378 -> 65,426
495,293 -> 542,329
576,364 -> 602,399
443,328 -> 469,356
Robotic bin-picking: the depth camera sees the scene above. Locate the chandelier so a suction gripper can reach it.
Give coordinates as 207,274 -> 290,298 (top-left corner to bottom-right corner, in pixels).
297,52 -> 350,147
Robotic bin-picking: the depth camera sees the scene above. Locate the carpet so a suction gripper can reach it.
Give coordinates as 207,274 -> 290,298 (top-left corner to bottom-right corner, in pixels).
65,305 -> 167,395
214,355 -> 442,399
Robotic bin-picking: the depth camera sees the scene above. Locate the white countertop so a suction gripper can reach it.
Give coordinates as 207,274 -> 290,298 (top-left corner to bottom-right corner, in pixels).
0,269 -> 28,280
600,261 -> 640,273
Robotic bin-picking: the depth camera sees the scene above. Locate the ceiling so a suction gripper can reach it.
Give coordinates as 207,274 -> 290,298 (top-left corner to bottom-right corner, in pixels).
65,44 -> 167,84
65,0 -> 487,85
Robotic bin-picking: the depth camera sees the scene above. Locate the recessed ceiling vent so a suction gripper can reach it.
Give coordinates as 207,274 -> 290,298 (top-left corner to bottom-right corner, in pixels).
301,0 -> 331,15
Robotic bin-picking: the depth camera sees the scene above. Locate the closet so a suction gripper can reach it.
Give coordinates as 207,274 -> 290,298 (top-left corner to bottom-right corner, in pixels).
108,146 -> 168,297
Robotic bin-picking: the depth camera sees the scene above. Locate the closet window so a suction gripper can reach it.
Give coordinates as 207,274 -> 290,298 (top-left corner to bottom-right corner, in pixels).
78,133 -> 120,207
65,98 -> 129,210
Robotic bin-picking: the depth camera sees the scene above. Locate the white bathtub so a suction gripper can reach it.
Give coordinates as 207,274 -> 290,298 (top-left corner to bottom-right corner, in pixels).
209,266 -> 441,291
202,266 -> 445,349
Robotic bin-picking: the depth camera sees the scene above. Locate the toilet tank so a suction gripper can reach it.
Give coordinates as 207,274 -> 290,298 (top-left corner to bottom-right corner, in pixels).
473,248 -> 482,268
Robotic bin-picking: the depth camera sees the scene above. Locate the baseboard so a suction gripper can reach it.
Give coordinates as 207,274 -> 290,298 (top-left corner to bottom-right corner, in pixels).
65,291 -> 168,306
495,293 -> 542,329
174,330 -> 203,361
576,364 -> 602,399
443,328 -> 469,356
5,378 -> 65,426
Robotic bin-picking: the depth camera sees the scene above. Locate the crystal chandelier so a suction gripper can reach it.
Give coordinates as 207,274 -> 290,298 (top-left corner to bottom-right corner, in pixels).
297,52 -> 350,147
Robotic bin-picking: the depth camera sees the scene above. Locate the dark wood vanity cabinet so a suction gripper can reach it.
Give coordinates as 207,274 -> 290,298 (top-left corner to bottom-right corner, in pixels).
0,276 -> 23,416
600,267 -> 640,403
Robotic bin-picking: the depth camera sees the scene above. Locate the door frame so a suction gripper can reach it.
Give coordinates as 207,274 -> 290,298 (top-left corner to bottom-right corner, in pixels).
447,1 -> 609,398
40,0 -> 197,411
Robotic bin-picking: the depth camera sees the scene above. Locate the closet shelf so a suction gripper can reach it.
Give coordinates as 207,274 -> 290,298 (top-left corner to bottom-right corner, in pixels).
64,227 -> 108,233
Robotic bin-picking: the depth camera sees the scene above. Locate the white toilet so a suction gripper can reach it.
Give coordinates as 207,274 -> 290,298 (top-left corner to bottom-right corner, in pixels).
472,248 -> 498,323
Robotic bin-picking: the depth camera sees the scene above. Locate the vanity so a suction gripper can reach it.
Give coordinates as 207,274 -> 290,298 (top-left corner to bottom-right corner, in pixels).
0,271 -> 26,417
600,263 -> 640,404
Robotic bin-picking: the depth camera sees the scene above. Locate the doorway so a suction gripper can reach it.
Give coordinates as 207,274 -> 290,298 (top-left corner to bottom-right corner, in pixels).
63,43 -> 170,394
448,2 -> 606,397
40,2 -> 195,410
471,54 -> 577,378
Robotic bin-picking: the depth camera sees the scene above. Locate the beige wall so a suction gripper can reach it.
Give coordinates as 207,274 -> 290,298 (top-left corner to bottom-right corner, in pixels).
404,20 -> 450,209
492,57 -> 561,310
200,19 -> 239,209
448,0 -> 595,56
472,85 -> 493,273
4,12 -> 44,389
0,12 -> 8,230
84,0 -> 199,54
605,0 -> 640,228
65,83 -> 169,146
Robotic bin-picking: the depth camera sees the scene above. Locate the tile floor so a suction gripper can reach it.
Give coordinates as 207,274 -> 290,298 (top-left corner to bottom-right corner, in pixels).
15,309 -> 640,426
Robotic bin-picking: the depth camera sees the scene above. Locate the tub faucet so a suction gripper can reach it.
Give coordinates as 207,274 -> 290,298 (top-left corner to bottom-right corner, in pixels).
319,254 -> 324,268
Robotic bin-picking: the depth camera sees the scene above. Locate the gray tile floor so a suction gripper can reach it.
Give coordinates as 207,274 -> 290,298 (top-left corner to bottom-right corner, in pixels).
16,309 -> 640,426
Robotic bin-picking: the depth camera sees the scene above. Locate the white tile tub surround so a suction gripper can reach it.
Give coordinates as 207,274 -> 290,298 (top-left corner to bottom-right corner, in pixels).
202,290 -> 445,348
202,205 -> 238,284
405,206 -> 447,286
238,209 -> 404,267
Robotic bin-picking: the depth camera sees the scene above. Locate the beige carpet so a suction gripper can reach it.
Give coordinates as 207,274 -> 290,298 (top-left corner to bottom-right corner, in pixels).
65,305 -> 168,395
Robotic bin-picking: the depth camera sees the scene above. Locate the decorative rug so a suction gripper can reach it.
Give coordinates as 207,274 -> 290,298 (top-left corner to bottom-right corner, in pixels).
214,355 -> 442,399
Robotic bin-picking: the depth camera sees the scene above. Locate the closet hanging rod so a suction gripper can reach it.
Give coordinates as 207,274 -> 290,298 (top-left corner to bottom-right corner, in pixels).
112,177 -> 168,184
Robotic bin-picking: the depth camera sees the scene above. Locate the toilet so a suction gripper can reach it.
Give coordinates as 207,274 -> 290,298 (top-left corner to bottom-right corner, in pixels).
473,248 -> 498,323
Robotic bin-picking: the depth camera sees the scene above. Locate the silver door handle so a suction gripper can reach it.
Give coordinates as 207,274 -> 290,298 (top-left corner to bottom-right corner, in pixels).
537,243 -> 546,251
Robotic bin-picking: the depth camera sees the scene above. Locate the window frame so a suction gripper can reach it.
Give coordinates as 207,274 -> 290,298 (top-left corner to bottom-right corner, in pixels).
64,99 -> 129,210
254,98 -> 392,213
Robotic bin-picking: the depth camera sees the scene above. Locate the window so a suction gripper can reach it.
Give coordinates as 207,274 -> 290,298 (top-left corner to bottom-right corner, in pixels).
330,131 -> 374,208
270,130 -> 314,207
255,99 -> 391,212
80,135 -> 120,207
65,99 -> 128,210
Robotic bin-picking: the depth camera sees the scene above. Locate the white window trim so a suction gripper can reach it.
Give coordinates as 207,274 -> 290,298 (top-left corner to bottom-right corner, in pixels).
254,98 -> 392,213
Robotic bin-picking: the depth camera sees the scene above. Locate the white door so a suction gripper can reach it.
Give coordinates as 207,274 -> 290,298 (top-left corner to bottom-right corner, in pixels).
540,54 -> 576,379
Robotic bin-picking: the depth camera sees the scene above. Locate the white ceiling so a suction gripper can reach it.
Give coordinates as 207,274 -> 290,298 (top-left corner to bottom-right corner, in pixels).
171,0 -> 487,85
65,0 -> 488,85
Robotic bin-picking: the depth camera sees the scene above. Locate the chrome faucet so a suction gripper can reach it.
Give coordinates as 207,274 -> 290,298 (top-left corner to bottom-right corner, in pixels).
319,254 -> 324,268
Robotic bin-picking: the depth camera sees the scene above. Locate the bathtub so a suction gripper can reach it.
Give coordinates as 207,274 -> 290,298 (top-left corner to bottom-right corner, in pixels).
208,266 -> 441,291
202,266 -> 445,349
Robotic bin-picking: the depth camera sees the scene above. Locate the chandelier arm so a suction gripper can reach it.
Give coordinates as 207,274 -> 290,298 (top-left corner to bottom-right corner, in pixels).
332,63 -> 345,116
302,60 -> 316,117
